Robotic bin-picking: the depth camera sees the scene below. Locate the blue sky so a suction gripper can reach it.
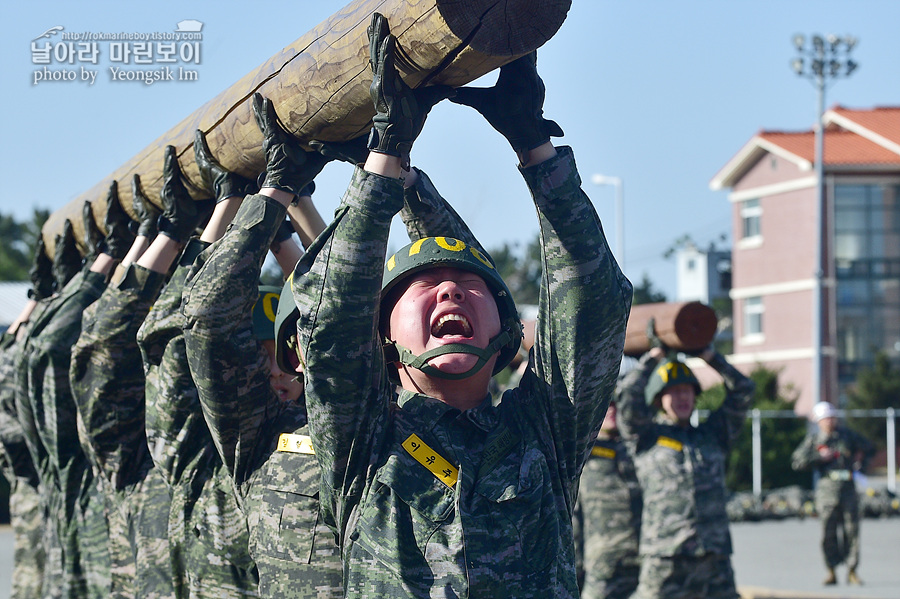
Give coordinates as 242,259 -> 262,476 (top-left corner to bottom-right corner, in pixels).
1,0 -> 898,298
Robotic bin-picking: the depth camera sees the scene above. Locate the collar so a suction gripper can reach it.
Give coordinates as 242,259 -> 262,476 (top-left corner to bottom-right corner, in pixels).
396,389 -> 496,433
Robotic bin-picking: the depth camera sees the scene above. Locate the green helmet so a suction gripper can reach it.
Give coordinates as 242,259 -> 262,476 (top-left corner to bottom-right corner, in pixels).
273,274 -> 300,374
644,358 -> 701,406
252,285 -> 281,341
381,236 -> 523,379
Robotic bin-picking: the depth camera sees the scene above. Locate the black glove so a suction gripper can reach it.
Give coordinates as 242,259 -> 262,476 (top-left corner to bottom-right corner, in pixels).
366,13 -> 454,169
103,180 -> 136,260
52,220 -> 83,291
28,235 -> 55,301
81,200 -> 104,262
309,136 -> 368,167
252,93 -> 330,196
646,317 -> 668,352
157,145 -> 209,243
451,52 -> 563,158
194,129 -> 258,203
130,174 -> 160,239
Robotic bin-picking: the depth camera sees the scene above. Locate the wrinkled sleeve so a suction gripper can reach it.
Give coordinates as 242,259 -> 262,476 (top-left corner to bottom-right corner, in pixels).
138,240 -> 217,489
0,337 -> 39,485
614,352 -> 661,453
70,265 -> 165,490
399,168 -> 481,248
293,167 -> 404,540
182,195 -> 289,486
515,147 -> 632,487
703,353 -> 755,450
791,433 -> 818,471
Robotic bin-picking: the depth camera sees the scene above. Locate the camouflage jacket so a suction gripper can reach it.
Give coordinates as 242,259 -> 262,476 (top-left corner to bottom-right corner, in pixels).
617,351 -> 755,558
181,196 -> 341,599
0,331 -> 41,488
70,264 -> 177,599
791,424 -> 875,496
138,241 -> 259,599
575,430 -> 641,581
293,147 -> 632,598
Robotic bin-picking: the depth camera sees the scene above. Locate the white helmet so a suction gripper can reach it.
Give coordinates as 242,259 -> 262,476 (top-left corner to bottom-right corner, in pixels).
812,401 -> 837,422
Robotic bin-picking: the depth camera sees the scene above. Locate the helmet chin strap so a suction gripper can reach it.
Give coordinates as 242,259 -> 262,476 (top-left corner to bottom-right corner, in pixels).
383,329 -> 515,381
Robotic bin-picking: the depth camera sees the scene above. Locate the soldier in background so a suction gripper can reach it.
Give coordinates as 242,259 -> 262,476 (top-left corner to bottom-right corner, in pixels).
616,324 -> 755,599
574,397 -> 641,599
791,401 -> 875,586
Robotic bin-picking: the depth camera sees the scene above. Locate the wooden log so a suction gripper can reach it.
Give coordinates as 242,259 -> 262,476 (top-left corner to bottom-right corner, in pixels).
624,301 -> 719,357
42,0 -> 571,256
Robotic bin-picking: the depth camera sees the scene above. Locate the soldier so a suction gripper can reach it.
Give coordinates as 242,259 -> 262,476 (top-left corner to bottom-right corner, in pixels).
288,14 -> 631,598
15,210 -> 113,599
791,401 -> 875,585
574,399 -> 641,599
616,329 -> 755,599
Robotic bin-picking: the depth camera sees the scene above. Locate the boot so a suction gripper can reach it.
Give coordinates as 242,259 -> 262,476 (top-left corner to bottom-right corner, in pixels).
823,568 -> 837,585
847,568 -> 863,585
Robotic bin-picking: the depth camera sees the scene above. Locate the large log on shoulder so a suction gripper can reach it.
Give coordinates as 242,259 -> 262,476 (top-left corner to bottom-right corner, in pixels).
43,0 -> 571,255
624,301 -> 719,357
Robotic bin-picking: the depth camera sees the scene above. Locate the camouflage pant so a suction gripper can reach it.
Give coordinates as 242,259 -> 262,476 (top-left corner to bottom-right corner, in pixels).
816,481 -> 860,569
580,562 -> 639,599
633,554 -> 739,599
9,480 -> 46,599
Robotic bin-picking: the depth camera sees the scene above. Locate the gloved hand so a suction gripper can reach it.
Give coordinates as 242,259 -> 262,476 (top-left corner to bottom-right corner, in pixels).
646,317 -> 668,352
52,219 -> 83,291
252,93 -> 330,196
103,180 -> 136,259
366,13 -> 454,169
194,129 -> 257,203
157,145 -> 210,243
450,52 -> 563,159
130,174 -> 160,239
28,235 -> 55,300
308,136 -> 368,167
81,200 -> 104,262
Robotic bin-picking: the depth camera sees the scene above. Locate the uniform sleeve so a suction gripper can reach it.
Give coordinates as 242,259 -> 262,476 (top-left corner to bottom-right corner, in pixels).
399,168 -> 482,248
138,240 -> 218,489
614,352 -> 662,453
293,167 -> 405,539
70,265 -> 164,490
0,337 -> 40,485
703,352 -> 756,450
181,195 -> 290,486
514,147 -> 633,485
791,433 -> 818,471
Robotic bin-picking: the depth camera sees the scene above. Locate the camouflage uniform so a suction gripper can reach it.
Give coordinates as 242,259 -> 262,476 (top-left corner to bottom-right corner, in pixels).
574,429 -> 641,599
15,269 -> 112,599
292,147 -> 632,598
138,239 -> 260,599
791,424 -> 875,572
180,197 -> 342,599
0,331 -> 47,598
617,351 -> 754,599
70,264 -> 178,599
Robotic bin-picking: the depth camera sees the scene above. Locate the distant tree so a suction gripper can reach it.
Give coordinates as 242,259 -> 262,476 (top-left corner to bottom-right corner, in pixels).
845,351 -> 900,451
0,209 -> 49,280
488,236 -> 541,306
696,364 -> 807,491
631,272 -> 667,305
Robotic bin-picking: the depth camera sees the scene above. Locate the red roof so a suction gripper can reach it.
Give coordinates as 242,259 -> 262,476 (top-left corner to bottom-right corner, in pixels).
711,106 -> 900,190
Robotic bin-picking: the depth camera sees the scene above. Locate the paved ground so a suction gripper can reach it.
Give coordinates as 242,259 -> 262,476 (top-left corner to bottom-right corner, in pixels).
0,517 -> 896,598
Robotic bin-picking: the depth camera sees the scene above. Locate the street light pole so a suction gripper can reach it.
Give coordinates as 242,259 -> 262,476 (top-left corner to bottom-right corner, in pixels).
591,174 -> 624,269
791,34 -> 858,405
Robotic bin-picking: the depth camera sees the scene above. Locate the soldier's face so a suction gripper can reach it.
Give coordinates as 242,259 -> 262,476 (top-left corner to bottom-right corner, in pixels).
600,402 -> 618,431
387,267 -> 501,377
818,416 -> 837,434
660,383 -> 696,424
261,339 -> 304,402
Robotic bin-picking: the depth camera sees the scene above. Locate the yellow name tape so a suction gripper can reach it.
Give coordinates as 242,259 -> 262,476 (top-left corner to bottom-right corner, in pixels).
277,433 -> 315,455
656,436 -> 683,452
402,434 -> 459,489
591,446 -> 616,459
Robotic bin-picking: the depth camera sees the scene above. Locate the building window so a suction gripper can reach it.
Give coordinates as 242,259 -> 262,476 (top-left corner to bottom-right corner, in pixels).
741,199 -> 761,239
743,296 -> 763,338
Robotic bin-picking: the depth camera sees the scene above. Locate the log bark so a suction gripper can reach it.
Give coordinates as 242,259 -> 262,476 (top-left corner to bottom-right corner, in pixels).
624,301 -> 719,357
43,0 -> 571,256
